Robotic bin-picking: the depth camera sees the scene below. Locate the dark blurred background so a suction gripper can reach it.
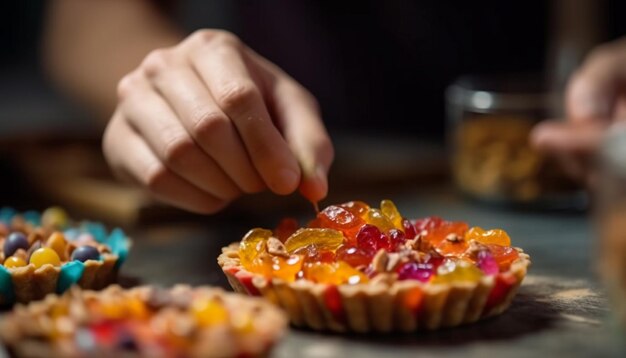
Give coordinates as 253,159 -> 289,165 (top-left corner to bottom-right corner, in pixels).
1,0 -> 625,224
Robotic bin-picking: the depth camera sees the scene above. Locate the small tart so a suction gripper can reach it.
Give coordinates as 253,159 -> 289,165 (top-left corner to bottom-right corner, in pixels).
0,207 -> 131,304
218,200 -> 531,332
0,284 -> 287,358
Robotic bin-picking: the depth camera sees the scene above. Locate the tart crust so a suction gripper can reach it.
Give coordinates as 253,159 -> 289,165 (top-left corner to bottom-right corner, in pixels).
218,243 -> 530,332
0,285 -> 288,358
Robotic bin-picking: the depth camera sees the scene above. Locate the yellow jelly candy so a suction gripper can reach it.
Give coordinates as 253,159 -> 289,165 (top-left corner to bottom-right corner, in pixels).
3,256 -> 27,268
46,232 -> 67,259
432,259 -> 482,284
465,227 -> 511,246
239,228 -> 273,269
42,207 -> 69,229
380,199 -> 403,229
304,261 -> 368,285
29,247 -> 61,268
270,255 -> 303,282
365,209 -> 395,233
284,228 -> 344,253
191,299 -> 229,326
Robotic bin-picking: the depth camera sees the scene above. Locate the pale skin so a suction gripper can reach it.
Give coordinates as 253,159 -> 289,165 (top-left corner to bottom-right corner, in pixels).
45,0 -> 333,214
532,37 -> 626,185
46,1 -> 620,212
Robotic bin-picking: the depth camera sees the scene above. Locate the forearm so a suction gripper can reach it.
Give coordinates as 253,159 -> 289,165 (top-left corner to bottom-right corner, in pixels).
43,0 -> 184,121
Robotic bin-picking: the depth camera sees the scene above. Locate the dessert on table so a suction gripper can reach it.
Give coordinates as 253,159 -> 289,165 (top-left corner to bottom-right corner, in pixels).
0,207 -> 130,304
219,200 -> 530,332
0,284 -> 287,358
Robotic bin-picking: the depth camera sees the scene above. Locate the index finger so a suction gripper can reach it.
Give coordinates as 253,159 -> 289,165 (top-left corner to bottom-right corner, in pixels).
186,32 -> 301,195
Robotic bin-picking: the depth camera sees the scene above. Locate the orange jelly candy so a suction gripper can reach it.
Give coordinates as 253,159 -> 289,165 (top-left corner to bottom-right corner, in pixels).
316,205 -> 365,241
339,201 -> 370,218
269,255 -> 303,282
465,227 -> 511,246
380,199 -> 404,230
304,261 -> 368,285
239,228 -> 273,269
274,218 -> 299,242
426,221 -> 469,246
284,228 -> 344,253
486,244 -> 519,270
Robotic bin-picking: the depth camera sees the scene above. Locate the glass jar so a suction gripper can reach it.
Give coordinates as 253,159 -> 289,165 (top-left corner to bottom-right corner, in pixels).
446,74 -> 585,209
597,124 -> 626,332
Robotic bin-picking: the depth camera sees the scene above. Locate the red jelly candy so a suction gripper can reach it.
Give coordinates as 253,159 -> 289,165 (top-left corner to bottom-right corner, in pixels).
413,216 -> 445,232
317,205 -> 365,241
402,218 -> 418,240
396,261 -> 434,282
487,244 -> 520,271
477,250 -> 499,275
274,218 -> 299,242
388,229 -> 406,251
356,224 -> 391,254
336,245 -> 372,267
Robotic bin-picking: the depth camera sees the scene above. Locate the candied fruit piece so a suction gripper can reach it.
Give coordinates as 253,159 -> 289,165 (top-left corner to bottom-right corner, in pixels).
388,229 -> 406,251
396,261 -> 434,282
364,209 -> 395,233
339,201 -> 370,218
465,227 -> 511,246
3,232 -> 28,257
356,224 -> 391,254
72,246 -> 100,262
42,207 -> 69,229
284,228 -> 344,253
270,255 -> 303,282
380,199 -> 403,229
477,250 -> 499,275
191,299 -> 229,326
486,244 -> 519,271
435,236 -> 469,256
316,205 -> 365,241
239,228 -> 273,268
294,245 -> 335,264
30,247 -> 61,268
425,221 -> 469,246
402,219 -> 418,240
274,218 -> 299,242
335,245 -> 372,267
413,216 -> 445,231
46,232 -> 67,259
304,261 -> 368,285
432,259 -> 482,283
3,256 -> 27,268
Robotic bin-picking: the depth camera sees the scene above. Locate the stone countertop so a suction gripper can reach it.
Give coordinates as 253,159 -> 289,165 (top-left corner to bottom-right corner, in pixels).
120,186 -> 625,358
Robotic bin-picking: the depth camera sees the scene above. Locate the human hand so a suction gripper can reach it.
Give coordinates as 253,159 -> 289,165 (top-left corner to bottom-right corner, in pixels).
531,39 -> 626,184
103,30 -> 333,213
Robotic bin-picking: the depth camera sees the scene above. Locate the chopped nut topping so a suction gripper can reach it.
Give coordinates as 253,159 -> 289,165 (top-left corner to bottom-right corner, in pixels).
266,237 -> 289,257
385,252 -> 402,272
445,233 -> 462,242
372,249 -> 389,273
467,239 -> 487,254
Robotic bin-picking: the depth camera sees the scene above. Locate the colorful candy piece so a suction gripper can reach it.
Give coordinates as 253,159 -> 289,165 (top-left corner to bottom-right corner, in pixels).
477,250 -> 499,275
388,229 -> 406,251
273,218 -> 299,242
3,232 -> 29,257
425,221 -> 469,246
239,229 -> 273,268
396,261 -> 434,282
413,216 -> 446,231
316,205 -> 365,241
364,209 -> 396,233
46,232 -> 67,259
269,255 -> 302,282
304,261 -> 368,285
283,228 -> 344,253
380,199 -> 403,229
335,245 -> 371,268
294,245 -> 336,264
30,247 -> 61,268
3,256 -> 27,268
339,201 -> 370,218
486,244 -> 519,271
72,246 -> 101,262
402,218 -> 418,240
191,299 -> 229,326
41,207 -> 69,229
465,227 -> 511,246
435,234 -> 468,256
356,224 -> 391,255
432,259 -> 482,283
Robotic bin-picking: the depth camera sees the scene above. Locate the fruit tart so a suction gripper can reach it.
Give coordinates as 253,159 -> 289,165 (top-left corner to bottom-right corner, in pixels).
0,284 -> 287,358
218,200 -> 530,332
0,207 -> 131,304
